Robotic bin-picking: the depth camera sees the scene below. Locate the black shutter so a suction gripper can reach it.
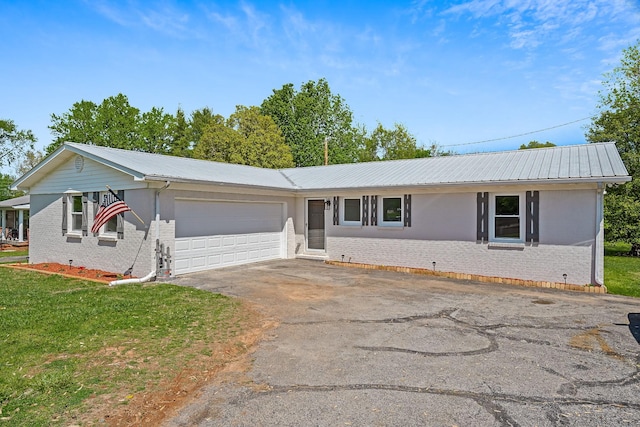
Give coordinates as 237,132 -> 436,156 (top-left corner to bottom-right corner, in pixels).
477,192 -> 489,242
81,193 -> 88,236
526,191 -> 539,243
117,190 -> 125,239
333,196 -> 339,225
362,195 -> 369,226
404,194 -> 411,227
62,196 -> 67,236
371,195 -> 378,226
92,192 -> 100,236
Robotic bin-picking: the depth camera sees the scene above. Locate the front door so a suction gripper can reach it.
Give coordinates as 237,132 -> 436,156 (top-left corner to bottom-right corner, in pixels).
307,199 -> 325,250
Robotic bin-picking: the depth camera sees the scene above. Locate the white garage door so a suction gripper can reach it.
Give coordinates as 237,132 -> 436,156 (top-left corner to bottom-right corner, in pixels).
174,200 -> 284,275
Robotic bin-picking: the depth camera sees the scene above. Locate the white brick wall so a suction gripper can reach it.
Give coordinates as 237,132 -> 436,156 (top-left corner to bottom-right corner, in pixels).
326,237 -> 593,285
30,191 -> 155,277
317,188 -> 600,285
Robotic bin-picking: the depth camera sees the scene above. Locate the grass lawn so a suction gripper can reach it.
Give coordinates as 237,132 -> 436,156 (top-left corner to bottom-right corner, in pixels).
0,249 -> 28,259
604,242 -> 640,298
0,268 -> 252,426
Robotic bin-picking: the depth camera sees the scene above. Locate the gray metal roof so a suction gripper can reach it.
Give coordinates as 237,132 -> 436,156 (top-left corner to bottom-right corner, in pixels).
63,143 -> 297,190
12,141 -> 630,192
281,142 -> 630,190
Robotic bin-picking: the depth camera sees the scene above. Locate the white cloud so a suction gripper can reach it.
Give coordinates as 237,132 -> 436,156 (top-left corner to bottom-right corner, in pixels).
86,1 -> 196,38
442,0 -> 640,51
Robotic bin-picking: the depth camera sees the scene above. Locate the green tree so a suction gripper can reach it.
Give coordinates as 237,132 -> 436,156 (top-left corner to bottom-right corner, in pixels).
47,94 -> 187,154
228,106 -> 294,168
193,106 -> 294,169
519,140 -> 556,149
0,174 -> 22,201
190,107 -> 218,145
95,94 -> 140,150
14,149 -> 45,177
261,78 -> 359,166
48,100 -> 99,153
139,107 -> 177,154
48,94 -> 140,153
0,119 -> 36,168
586,40 -> 640,243
170,107 -> 192,157
362,122 -> 430,161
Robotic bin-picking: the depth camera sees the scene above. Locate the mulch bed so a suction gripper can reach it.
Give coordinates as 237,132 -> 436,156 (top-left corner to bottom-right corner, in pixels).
10,262 -> 128,284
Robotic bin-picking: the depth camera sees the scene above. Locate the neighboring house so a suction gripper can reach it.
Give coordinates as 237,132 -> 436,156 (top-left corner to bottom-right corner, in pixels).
0,194 -> 29,242
12,142 -> 630,286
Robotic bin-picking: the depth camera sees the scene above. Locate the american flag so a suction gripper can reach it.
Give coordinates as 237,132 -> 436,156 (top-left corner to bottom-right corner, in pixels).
91,189 -> 131,233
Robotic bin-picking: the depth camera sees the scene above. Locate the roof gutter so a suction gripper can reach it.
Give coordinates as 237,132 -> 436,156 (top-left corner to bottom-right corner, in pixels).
290,176 -> 632,194
142,175 -> 299,193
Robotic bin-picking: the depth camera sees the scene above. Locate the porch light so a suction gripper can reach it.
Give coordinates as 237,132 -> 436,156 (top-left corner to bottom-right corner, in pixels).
324,199 -> 331,209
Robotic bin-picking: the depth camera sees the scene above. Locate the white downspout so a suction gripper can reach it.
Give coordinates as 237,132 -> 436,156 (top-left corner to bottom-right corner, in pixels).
594,183 -> 605,286
111,181 -> 171,287
155,181 -> 171,241
109,270 -> 157,287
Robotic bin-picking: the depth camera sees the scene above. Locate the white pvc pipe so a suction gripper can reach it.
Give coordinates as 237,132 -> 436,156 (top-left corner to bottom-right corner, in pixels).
109,271 -> 156,287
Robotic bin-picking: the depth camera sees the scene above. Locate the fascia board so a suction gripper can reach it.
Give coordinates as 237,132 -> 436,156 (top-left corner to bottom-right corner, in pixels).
142,175 -> 298,194
292,176 -> 632,194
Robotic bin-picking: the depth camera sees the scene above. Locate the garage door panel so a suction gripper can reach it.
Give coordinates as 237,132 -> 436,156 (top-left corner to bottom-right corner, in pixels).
176,201 -> 283,238
174,200 -> 284,274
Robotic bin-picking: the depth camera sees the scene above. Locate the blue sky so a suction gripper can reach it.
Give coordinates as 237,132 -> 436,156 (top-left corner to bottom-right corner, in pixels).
2,0 -> 640,167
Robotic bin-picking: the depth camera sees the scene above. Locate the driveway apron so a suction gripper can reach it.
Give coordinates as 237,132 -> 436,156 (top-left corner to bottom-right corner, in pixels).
166,259 -> 640,427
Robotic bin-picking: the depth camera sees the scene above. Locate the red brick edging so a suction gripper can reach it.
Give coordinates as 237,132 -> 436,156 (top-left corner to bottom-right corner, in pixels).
324,261 -> 607,294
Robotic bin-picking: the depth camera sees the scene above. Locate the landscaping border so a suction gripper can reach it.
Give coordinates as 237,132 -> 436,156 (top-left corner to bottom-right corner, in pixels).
325,261 -> 607,294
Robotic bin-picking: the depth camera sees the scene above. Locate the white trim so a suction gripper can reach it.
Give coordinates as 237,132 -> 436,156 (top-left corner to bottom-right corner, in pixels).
489,192 -> 525,243
305,198 -> 326,252
68,193 -> 83,233
340,197 -> 362,226
379,196 -> 404,227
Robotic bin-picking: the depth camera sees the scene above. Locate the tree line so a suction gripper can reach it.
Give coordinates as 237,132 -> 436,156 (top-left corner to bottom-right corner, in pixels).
45,78 -> 439,169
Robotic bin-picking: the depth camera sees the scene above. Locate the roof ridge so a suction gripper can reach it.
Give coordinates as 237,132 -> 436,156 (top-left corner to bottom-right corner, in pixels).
64,142 -> 286,172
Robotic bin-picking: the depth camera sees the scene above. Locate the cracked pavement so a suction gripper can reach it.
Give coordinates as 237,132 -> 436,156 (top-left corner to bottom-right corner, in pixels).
166,259 -> 640,426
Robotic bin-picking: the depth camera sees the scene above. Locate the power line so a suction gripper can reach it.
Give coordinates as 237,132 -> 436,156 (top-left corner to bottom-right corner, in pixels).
442,116 -> 594,148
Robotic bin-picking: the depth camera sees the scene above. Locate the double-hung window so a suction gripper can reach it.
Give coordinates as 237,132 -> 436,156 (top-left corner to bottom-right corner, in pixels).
70,195 -> 83,232
341,198 -> 361,225
63,192 -> 87,237
380,196 -> 403,227
98,191 -> 118,235
491,194 -> 523,241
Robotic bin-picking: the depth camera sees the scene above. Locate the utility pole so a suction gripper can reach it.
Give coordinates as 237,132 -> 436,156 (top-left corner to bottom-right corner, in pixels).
324,137 -> 328,166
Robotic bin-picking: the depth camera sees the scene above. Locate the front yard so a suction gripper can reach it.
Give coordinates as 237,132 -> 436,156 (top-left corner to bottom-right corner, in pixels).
0,241 -> 638,425
0,268 -> 260,426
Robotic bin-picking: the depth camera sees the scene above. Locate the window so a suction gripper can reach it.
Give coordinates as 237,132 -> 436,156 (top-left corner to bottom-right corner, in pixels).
341,198 -> 361,225
491,194 -> 523,241
104,215 -> 118,233
63,192 -> 86,237
100,191 -> 119,234
71,195 -> 83,231
380,196 -> 403,226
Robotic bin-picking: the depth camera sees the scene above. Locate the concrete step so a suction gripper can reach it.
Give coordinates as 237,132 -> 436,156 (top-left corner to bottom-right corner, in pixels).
296,253 -> 329,261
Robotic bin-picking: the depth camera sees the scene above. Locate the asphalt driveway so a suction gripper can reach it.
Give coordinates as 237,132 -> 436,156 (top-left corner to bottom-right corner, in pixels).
166,259 -> 640,426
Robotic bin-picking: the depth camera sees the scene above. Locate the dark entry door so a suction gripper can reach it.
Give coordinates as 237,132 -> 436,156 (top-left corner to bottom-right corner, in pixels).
307,199 -> 325,250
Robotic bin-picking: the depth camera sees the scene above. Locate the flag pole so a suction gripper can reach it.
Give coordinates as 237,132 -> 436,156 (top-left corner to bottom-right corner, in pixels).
106,185 -> 146,227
